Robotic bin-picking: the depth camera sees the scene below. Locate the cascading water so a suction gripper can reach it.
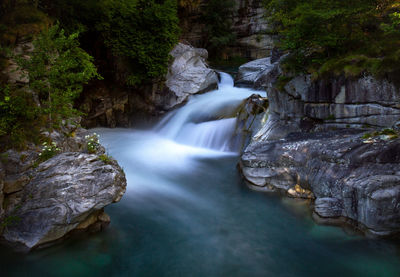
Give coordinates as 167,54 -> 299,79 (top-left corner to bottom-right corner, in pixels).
157,72 -> 263,152
3,73 -> 400,277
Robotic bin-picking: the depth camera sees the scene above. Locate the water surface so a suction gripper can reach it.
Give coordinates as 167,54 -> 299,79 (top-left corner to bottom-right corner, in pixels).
1,74 -> 400,277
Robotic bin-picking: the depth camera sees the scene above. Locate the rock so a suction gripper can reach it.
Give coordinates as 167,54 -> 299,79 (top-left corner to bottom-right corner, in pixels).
2,152 -> 126,250
236,94 -> 269,150
79,43 -> 217,127
240,129 -> 400,236
235,57 -> 275,88
0,162 -> 4,219
3,174 -> 30,194
2,42 -> 34,85
315,198 -> 343,218
287,184 -> 314,199
230,0 -> 276,59
249,59 -> 400,144
159,43 -> 219,110
180,0 -> 275,60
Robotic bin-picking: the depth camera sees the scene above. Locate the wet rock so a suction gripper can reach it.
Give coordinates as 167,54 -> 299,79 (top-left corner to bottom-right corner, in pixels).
314,198 -> 343,218
240,129 -> 400,236
3,174 -> 30,194
159,43 -> 219,110
236,94 -> 268,150
235,57 -> 275,88
2,152 -> 126,250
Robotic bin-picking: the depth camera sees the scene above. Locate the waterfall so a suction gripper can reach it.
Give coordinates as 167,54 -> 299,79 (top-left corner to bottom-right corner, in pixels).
156,72 -> 264,152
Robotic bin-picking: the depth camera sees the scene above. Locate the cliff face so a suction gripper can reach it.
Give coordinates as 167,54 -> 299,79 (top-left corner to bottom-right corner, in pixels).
180,0 -> 274,60
237,57 -> 400,237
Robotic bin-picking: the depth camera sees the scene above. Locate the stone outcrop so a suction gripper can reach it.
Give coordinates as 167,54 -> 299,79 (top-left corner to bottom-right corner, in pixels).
180,0 -> 274,60
0,123 -> 126,251
240,129 -> 400,237
231,0 -> 274,59
239,57 -> 400,138
236,94 -> 269,150
235,57 -> 275,88
155,43 -> 219,110
80,43 -> 217,128
238,54 -> 400,236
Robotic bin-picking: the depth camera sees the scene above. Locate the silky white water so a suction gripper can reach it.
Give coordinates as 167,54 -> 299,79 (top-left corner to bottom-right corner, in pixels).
157,72 -> 264,152
2,73 -> 400,277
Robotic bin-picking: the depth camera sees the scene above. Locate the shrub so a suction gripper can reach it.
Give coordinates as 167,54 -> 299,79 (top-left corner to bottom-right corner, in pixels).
0,85 -> 40,150
262,0 -> 400,78
16,24 -> 101,128
201,0 -> 236,59
97,0 -> 180,86
38,141 -> 60,161
99,154 -> 113,165
85,133 -> 100,154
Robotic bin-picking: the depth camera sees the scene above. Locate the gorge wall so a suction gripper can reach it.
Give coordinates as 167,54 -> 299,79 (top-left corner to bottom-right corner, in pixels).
237,57 -> 400,237
180,0 -> 274,60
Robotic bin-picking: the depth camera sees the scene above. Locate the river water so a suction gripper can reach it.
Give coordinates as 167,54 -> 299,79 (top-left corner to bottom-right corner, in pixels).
1,74 -> 400,276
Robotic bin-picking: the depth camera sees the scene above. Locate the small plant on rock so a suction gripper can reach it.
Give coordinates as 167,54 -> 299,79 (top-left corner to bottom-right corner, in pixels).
38,141 -> 60,161
86,133 -> 100,154
99,154 -> 113,165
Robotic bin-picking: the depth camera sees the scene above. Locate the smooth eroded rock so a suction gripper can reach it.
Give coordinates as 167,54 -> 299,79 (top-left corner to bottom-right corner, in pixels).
2,152 -> 126,250
159,43 -> 219,110
235,57 -> 275,88
240,129 -> 400,236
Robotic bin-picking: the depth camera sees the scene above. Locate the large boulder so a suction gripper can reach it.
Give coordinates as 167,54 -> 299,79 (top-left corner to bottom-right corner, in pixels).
2,152 -> 126,250
79,43 -> 218,128
235,57 -> 275,88
240,129 -> 400,237
155,43 -> 219,110
0,125 -> 127,251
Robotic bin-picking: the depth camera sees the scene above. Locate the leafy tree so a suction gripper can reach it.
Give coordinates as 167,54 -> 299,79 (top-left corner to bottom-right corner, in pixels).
39,0 -> 180,86
262,0 -> 400,78
201,0 -> 236,58
0,85 -> 39,149
17,24 -> 101,127
97,0 -> 180,86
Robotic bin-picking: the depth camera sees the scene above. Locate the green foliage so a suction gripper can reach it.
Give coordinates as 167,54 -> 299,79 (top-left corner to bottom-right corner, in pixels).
0,1 -> 51,45
38,141 -> 60,161
0,215 -> 21,228
41,0 -> 180,86
16,24 -> 101,127
85,133 -> 100,154
263,0 -> 400,78
362,128 -> 399,140
97,0 -> 180,85
0,85 -> 40,150
201,0 -> 236,58
99,154 -> 113,165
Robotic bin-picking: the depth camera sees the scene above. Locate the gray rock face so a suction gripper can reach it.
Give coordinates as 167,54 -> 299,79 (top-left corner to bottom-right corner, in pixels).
0,127 -> 127,250
236,94 -> 269,150
2,153 -> 126,250
238,54 -> 400,236
158,43 -> 219,110
235,57 -> 275,88
240,130 -> 400,236
180,0 -> 275,59
251,61 -> 400,142
230,0 -> 275,59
